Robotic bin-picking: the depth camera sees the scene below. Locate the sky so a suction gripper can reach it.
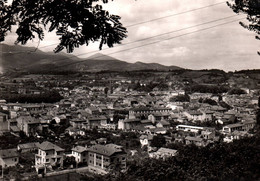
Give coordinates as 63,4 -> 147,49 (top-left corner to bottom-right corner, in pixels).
2,0 -> 260,71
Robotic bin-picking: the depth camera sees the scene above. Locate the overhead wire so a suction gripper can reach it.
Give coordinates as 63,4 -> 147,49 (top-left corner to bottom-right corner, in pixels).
41,14 -> 241,64
1,0 -> 227,54
49,17 -> 246,71
125,1 -> 226,27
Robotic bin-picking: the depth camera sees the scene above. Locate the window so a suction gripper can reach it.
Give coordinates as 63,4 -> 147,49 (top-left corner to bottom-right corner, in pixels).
46,159 -> 49,162
122,157 -> 125,160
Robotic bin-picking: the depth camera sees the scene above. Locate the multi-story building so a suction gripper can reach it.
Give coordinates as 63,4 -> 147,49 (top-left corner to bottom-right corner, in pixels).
71,146 -> 88,164
16,116 -> 40,136
87,144 -> 127,174
35,141 -> 64,174
129,106 -> 172,119
183,110 -> 205,122
222,120 -> 255,133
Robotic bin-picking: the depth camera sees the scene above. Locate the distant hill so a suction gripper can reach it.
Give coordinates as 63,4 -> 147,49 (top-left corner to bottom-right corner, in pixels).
0,44 -> 182,73
0,44 -> 81,73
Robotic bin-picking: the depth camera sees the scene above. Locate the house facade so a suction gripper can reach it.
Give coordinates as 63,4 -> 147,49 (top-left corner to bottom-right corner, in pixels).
87,144 -> 127,174
71,146 -> 88,163
35,141 -> 64,173
16,116 -> 40,136
0,149 -> 19,168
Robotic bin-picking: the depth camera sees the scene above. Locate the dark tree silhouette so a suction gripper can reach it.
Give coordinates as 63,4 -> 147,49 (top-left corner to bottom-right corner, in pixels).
0,0 -> 127,53
227,0 -> 260,55
150,135 -> 166,148
257,96 -> 260,125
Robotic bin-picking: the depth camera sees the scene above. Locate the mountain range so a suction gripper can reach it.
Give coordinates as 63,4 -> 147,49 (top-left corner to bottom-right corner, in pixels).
0,44 -> 182,73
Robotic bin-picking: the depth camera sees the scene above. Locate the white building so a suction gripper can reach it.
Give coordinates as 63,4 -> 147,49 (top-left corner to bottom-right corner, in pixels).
176,125 -> 204,133
149,147 -> 177,159
71,146 -> 88,163
139,134 -> 153,148
35,141 -> 64,174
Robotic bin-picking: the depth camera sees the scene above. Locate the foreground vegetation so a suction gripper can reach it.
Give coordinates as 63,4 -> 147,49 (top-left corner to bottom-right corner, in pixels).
82,127 -> 260,181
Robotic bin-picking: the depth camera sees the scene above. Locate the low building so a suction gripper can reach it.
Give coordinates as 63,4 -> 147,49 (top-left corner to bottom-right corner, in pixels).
149,147 -> 177,159
87,116 -> 107,129
183,110 -> 205,122
222,123 -> 244,133
223,130 -> 253,143
85,106 -> 100,115
185,136 -> 204,146
156,120 -> 171,129
0,148 -> 19,167
129,107 -> 171,120
139,134 -> 153,148
17,142 -> 40,153
99,123 -> 117,130
176,125 -> 204,133
150,127 -> 167,135
201,130 -> 215,140
118,119 -> 141,130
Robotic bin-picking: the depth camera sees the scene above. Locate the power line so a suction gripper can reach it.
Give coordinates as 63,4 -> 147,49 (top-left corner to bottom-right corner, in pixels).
51,17 -> 245,71
125,1 -> 226,27
1,0 -> 228,53
39,43 -> 58,49
66,14 -> 240,59
2,14 -> 239,59
37,0 -> 227,49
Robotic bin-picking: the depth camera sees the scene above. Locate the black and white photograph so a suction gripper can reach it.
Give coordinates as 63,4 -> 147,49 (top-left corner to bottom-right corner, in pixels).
0,0 -> 259,180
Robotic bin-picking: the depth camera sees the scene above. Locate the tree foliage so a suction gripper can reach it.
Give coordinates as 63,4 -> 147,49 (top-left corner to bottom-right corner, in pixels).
228,88 -> 247,95
257,96 -> 260,125
227,0 -> 260,55
170,94 -> 190,102
85,129 -> 260,181
185,84 -> 229,94
0,90 -> 63,103
150,135 -> 166,148
198,98 -> 218,105
0,0 -> 127,53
